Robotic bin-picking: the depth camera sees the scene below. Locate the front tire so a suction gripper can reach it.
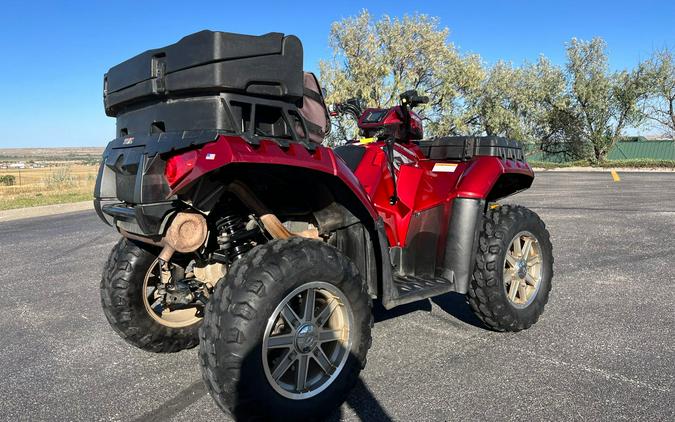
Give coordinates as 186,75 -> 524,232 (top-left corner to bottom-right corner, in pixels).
469,205 -> 553,332
199,238 -> 372,421
100,238 -> 201,352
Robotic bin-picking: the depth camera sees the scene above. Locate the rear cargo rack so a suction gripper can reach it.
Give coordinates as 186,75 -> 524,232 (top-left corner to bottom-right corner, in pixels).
418,136 -> 525,161
102,31 -> 313,148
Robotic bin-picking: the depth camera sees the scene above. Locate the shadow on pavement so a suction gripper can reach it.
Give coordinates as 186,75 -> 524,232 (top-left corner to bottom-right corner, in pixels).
134,293 -> 483,422
373,292 -> 487,330
132,378 -> 207,422
372,298 -> 432,323
326,377 -> 393,422
133,375 -> 394,421
431,292 -> 487,329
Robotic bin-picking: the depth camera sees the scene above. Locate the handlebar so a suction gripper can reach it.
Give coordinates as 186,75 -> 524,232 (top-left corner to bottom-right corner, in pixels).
400,90 -> 428,108
329,98 -> 364,121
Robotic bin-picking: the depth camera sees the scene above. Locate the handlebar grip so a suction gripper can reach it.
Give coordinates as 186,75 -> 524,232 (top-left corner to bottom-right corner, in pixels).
413,95 -> 429,105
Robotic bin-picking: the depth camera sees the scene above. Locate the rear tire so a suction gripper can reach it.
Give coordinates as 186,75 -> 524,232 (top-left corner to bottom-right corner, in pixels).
469,205 -> 553,332
199,238 -> 372,421
100,238 -> 201,352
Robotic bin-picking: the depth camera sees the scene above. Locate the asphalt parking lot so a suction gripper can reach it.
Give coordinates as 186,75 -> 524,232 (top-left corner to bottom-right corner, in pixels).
0,171 -> 673,421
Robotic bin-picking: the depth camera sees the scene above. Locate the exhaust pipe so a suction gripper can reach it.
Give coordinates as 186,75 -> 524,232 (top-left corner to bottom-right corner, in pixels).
157,212 -> 208,261
225,181 -> 318,239
121,212 -> 208,282
121,184 -> 317,274
121,212 -> 208,261
260,214 -> 319,239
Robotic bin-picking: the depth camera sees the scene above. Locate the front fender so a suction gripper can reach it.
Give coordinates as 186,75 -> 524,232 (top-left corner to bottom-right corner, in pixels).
454,156 -> 534,200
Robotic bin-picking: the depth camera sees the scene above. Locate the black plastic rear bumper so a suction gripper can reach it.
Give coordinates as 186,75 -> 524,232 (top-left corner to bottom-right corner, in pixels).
93,131 -> 223,236
94,200 -> 176,236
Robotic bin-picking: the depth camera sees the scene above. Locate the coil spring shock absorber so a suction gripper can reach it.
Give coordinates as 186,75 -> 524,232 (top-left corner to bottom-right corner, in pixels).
216,214 -> 257,262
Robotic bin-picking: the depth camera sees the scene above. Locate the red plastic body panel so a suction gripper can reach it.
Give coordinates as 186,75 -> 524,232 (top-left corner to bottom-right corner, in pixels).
169,135 -> 379,220
453,156 -> 533,198
351,141 -> 533,247
166,134 -> 532,249
358,106 -> 423,139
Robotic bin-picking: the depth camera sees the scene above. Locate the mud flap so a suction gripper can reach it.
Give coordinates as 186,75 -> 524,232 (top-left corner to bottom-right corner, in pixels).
437,198 -> 484,294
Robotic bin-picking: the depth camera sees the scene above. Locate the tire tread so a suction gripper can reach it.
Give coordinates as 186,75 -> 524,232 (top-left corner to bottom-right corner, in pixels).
468,205 -> 554,332
100,238 -> 200,353
199,238 -> 372,420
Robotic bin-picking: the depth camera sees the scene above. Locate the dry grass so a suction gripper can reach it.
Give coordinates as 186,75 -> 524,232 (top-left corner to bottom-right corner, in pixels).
0,165 -> 98,211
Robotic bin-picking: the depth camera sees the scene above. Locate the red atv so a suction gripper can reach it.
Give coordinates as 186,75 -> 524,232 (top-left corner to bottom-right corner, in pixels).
95,30 -> 553,420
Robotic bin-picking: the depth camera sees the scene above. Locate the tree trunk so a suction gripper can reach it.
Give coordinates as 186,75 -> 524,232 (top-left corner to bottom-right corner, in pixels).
595,148 -> 607,161
669,98 -> 674,134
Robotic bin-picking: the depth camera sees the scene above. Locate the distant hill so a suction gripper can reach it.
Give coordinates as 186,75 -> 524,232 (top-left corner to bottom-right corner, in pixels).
0,147 -> 104,163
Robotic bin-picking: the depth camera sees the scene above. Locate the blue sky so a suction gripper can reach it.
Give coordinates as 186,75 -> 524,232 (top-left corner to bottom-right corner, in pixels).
0,0 -> 673,148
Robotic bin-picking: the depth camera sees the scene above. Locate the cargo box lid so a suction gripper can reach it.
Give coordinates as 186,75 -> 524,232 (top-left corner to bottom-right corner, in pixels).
104,30 -> 303,115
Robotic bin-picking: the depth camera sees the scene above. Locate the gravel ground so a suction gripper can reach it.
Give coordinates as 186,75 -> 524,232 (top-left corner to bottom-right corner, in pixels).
0,172 -> 672,421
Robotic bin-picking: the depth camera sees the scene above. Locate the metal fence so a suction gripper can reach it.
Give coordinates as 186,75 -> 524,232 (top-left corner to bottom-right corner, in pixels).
528,139 -> 675,162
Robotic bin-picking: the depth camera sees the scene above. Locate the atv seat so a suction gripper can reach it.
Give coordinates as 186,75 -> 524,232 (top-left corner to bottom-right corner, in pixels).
334,145 -> 366,172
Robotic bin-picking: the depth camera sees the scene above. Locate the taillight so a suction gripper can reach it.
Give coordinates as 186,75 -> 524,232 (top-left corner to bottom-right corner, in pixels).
165,150 -> 198,187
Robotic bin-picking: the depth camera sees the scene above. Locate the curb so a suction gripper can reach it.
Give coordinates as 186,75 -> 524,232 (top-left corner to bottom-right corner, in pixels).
532,167 -> 675,172
0,201 -> 94,223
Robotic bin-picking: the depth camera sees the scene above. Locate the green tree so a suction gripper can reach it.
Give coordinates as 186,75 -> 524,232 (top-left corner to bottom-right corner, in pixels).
319,10 -> 481,144
461,56 -> 571,155
530,57 -> 590,160
643,48 -> 675,137
564,38 -> 648,161
0,175 -> 16,186
319,10 -> 574,150
319,12 -> 651,162
467,61 -> 523,138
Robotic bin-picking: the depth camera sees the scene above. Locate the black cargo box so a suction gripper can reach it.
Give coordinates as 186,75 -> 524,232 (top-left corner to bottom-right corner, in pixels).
104,30 -> 303,117
418,136 -> 525,161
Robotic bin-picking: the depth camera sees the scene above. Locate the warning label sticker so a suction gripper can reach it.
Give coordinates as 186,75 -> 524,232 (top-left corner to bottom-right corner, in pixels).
432,163 -> 458,173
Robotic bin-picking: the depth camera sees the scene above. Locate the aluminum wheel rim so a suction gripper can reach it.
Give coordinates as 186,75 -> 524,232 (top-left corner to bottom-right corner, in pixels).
262,281 -> 354,400
503,231 -> 543,308
142,259 -> 201,328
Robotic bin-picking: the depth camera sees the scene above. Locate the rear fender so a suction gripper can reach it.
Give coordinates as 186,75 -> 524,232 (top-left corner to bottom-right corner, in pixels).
172,135 -> 378,219
171,135 -> 388,298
